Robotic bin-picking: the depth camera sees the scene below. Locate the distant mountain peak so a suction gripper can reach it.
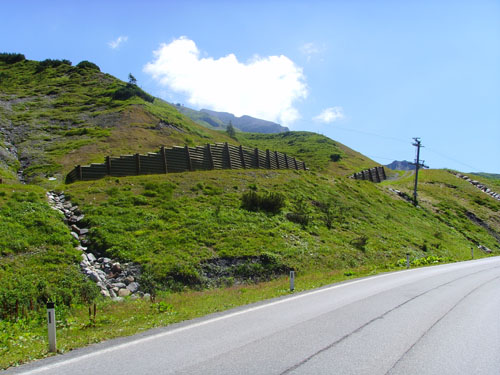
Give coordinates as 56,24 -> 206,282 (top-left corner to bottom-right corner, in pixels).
385,160 -> 415,171
177,107 -> 289,134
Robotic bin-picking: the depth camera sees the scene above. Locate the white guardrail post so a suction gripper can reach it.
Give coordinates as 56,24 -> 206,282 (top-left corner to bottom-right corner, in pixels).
47,301 -> 57,352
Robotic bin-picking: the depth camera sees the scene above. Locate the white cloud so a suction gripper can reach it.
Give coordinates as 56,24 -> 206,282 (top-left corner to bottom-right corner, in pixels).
313,107 -> 345,123
108,36 -> 128,49
300,42 -> 324,62
143,37 -> 308,125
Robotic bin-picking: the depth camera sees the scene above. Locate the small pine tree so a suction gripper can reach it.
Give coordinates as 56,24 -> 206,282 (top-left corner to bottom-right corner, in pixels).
128,73 -> 137,86
226,121 -> 236,138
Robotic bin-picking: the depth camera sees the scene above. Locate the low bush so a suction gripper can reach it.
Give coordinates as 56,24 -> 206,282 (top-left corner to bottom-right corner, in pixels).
76,60 -> 100,71
112,83 -> 154,103
286,197 -> 310,227
241,191 -> 285,214
36,59 -> 72,73
0,53 -> 25,64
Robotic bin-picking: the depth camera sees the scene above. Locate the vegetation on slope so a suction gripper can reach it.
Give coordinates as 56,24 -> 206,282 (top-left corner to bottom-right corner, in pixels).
0,184 -> 98,319
0,58 -> 233,183
1,53 -> 499,369
238,132 -> 379,175
63,168 -> 499,291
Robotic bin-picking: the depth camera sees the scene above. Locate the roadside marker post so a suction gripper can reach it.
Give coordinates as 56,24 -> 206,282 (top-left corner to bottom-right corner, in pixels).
406,254 -> 410,269
47,301 -> 57,352
290,271 -> 295,292
471,247 -> 474,259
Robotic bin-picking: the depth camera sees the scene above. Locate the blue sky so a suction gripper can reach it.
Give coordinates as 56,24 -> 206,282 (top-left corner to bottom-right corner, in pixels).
2,0 -> 499,173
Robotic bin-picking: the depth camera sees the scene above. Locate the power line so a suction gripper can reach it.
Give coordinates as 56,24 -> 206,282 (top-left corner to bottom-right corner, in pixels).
425,147 -> 482,172
331,125 -> 408,144
329,124 -> 484,172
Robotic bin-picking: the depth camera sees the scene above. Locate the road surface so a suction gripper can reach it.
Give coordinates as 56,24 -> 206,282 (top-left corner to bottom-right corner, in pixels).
5,257 -> 500,375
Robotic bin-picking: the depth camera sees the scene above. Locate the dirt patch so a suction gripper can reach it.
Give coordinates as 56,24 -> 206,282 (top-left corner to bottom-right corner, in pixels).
199,254 -> 290,287
465,211 -> 500,244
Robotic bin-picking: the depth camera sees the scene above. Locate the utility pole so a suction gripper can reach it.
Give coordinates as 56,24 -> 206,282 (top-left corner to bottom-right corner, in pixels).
411,138 -> 428,206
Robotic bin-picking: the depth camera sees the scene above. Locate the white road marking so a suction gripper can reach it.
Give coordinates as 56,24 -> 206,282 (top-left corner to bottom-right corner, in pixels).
16,258 -> 497,374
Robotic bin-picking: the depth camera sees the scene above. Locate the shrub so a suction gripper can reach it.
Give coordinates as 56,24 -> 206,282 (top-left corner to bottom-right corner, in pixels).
351,235 -> 368,252
286,197 -> 310,227
36,59 -> 72,73
241,191 -> 285,214
76,60 -> 100,71
112,83 -> 154,103
330,153 -> 342,162
0,53 -> 25,64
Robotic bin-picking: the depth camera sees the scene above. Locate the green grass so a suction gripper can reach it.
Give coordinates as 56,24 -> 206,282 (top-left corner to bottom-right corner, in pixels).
1,165 -> 499,370
0,261 -> 448,370
0,59 -> 234,181
0,184 -> 99,323
64,168 -> 499,290
1,56 -> 500,370
237,132 -> 379,175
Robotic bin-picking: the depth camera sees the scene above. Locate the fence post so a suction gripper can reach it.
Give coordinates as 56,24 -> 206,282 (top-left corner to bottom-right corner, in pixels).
266,149 -> 271,169
207,144 -> 215,170
368,168 -> 374,182
77,165 -> 83,180
284,154 -> 290,169
225,142 -> 232,169
274,151 -> 280,169
380,167 -> 386,180
303,161 -> 307,170
161,146 -> 168,173
255,148 -> 260,169
106,156 -> 111,175
47,302 -> 56,352
239,145 -> 246,169
185,146 -> 193,171
135,154 -> 141,175
293,157 -> 298,170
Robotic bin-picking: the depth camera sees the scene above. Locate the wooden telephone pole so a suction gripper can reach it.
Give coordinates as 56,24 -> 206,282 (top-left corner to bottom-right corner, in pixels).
411,138 -> 428,206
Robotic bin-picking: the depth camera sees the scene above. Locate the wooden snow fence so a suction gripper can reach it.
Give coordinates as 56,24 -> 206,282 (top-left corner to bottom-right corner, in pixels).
66,143 -> 307,183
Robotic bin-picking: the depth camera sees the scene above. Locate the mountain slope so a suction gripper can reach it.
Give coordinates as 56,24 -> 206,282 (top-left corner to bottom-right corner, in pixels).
177,106 -> 289,133
1,54 -> 500,369
201,109 -> 289,133
385,160 -> 415,171
0,56 -> 233,183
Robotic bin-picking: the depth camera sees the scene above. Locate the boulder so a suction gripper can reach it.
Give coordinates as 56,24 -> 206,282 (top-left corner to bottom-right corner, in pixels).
118,288 -> 131,297
111,263 -> 122,273
88,271 -> 101,283
126,282 -> 139,293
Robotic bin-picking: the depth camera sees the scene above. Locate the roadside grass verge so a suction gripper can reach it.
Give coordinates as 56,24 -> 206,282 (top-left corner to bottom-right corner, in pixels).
0,259 -> 455,370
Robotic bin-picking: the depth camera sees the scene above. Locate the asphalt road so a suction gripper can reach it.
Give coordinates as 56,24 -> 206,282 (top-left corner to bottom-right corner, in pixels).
6,257 -> 500,375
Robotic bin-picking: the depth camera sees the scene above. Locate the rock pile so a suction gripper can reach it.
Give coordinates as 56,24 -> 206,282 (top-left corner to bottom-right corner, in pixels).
454,173 -> 500,201
46,191 -> 145,301
387,187 -> 413,203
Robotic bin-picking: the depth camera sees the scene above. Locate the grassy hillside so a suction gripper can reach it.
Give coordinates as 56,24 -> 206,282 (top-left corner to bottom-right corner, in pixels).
237,132 -> 379,175
1,54 -> 500,369
62,168 -> 499,290
0,56 -> 233,183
